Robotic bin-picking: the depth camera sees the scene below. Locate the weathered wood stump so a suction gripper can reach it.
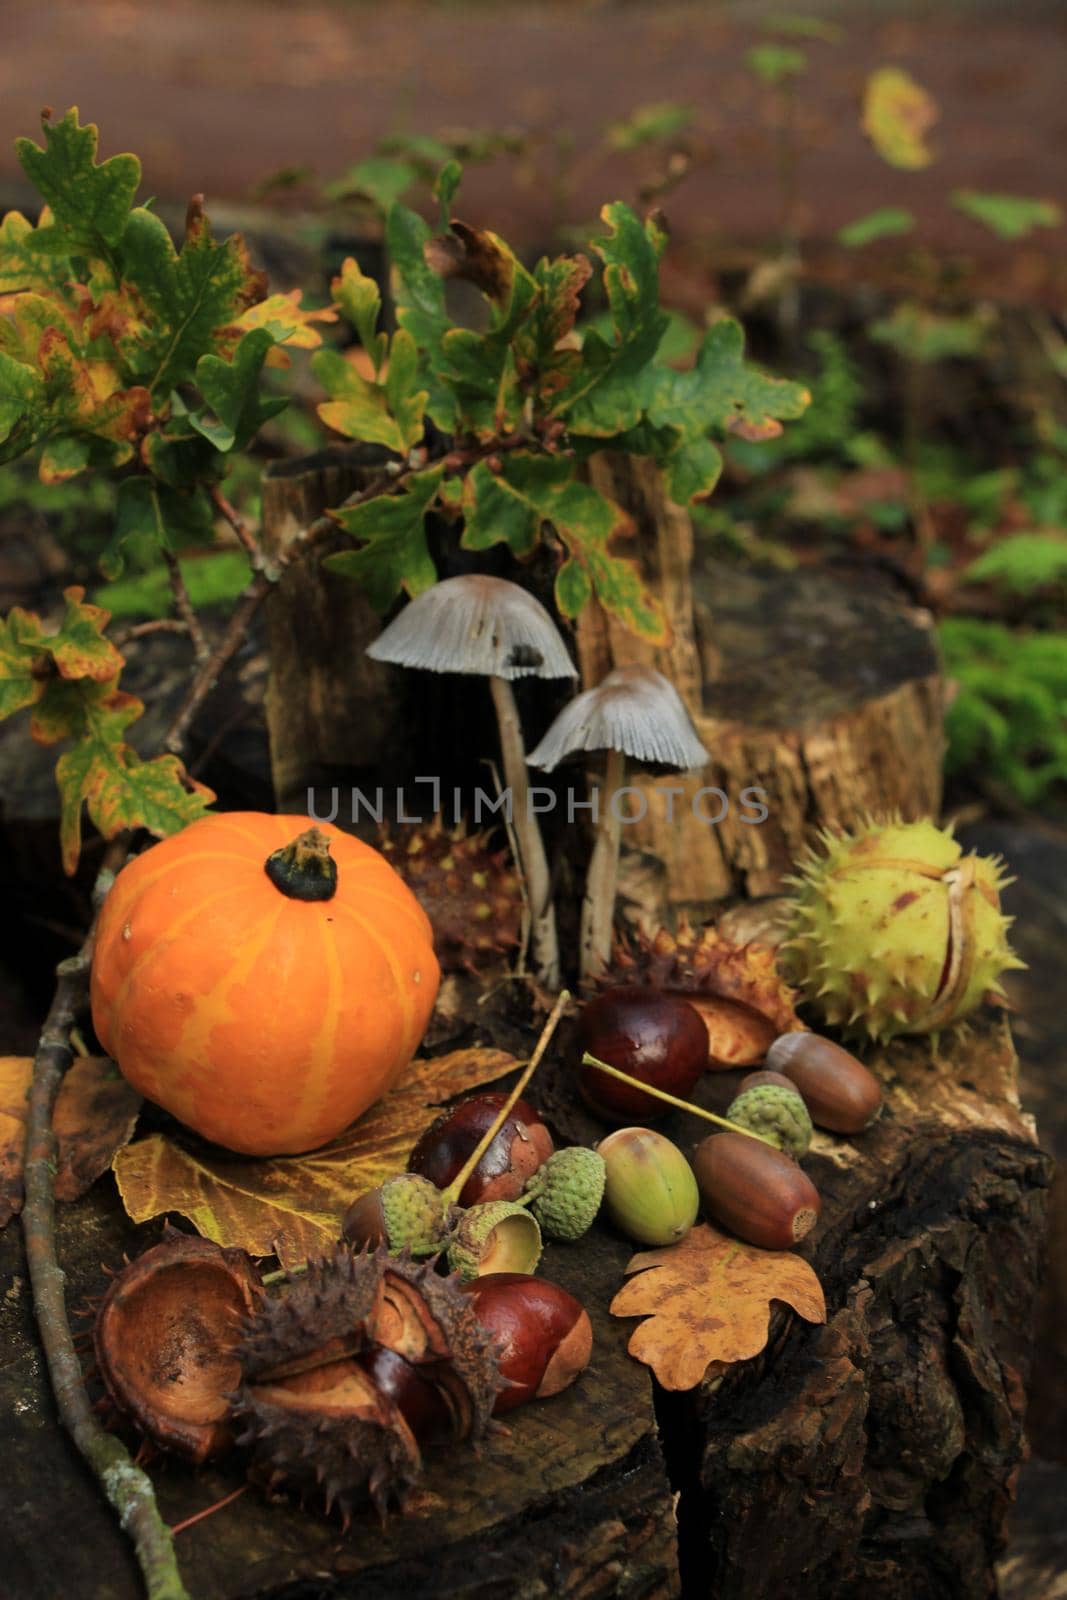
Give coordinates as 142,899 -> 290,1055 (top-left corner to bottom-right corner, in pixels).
0,999 -> 1049,1599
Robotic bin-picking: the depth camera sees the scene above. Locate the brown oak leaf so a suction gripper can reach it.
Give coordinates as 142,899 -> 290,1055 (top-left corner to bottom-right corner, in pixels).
112,1046 -> 517,1268
610,1221 -> 825,1390
0,1054 -> 142,1228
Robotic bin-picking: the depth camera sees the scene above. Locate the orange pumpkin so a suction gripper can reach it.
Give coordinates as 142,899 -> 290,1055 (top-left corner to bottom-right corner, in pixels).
91,813 -> 440,1156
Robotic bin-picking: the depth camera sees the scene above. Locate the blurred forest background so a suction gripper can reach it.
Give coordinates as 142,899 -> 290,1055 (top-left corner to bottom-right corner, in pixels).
1,0 -> 1065,1590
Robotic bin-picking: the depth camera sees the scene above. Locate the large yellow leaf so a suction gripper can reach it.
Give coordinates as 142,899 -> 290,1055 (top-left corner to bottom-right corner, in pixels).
112,1047 -> 517,1268
0,1054 -> 142,1228
610,1221 -> 826,1390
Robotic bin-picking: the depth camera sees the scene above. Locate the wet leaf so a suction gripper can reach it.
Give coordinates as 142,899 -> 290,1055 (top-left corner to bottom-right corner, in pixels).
15,108 -> 140,256
862,67 -> 938,170
610,1221 -> 825,1389
0,1055 -> 142,1229
112,1046 -> 519,1267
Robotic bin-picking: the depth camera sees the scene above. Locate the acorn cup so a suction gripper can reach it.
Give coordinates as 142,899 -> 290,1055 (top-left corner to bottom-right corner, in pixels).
446,1201 -> 543,1281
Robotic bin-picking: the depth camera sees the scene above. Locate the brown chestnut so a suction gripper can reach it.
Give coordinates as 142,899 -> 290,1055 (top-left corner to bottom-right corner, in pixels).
765,1033 -> 883,1134
462,1273 -> 593,1414
577,986 -> 708,1123
355,1345 -> 454,1444
691,1131 -> 821,1251
408,1093 -> 554,1205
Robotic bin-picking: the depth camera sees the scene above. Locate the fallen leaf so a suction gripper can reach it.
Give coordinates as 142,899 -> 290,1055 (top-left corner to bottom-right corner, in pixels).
862,67 -> 938,170
610,1221 -> 825,1390
0,1054 -> 142,1228
112,1046 -> 518,1268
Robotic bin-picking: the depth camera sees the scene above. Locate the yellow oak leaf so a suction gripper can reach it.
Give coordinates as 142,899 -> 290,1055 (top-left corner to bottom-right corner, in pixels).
112,1046 -> 518,1268
862,67 -> 938,171
610,1221 -> 826,1390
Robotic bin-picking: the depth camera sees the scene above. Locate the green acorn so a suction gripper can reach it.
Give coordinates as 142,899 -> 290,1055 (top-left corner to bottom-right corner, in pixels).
520,1147 -> 607,1242
342,1174 -> 451,1258
446,1201 -> 543,1281
725,1083 -> 813,1156
783,816 -> 1024,1043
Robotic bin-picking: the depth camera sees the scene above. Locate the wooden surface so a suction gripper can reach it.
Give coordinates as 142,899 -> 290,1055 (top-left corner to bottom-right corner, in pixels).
0,993 -> 1051,1600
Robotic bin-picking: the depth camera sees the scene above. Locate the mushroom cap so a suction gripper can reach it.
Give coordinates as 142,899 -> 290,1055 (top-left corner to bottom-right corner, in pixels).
527,665 -> 709,773
366,574 -> 576,681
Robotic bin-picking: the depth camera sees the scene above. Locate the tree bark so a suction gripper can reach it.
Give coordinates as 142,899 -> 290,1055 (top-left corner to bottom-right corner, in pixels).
577,453 -> 944,928
259,445 -> 406,812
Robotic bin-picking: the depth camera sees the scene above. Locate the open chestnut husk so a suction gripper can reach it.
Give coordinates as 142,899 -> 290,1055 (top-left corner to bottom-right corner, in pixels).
463,1273 -> 592,1413
408,1093 -> 554,1205
576,986 -> 708,1122
93,1230 -> 262,1463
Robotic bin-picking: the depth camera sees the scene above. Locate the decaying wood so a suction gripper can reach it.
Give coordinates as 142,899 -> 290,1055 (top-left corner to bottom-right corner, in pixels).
577,453 -> 944,927
260,445 -> 407,811
542,1006 -> 1050,1600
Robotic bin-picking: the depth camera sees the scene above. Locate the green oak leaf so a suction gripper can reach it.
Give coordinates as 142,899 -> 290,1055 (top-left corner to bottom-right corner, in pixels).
102,477 -> 215,577
387,203 -> 455,428
325,156 -> 419,211
15,108 -> 140,259
552,203 -> 669,436
0,210 -> 74,293
0,351 -> 45,456
333,257 -> 387,373
648,317 -> 809,443
434,160 -> 463,230
323,466 -> 444,612
119,206 -> 264,394
516,254 -> 592,400
837,207 -> 915,248
192,328 -> 287,452
31,677 -> 214,874
461,453 -> 666,641
314,328 -> 427,455
0,586 -> 124,723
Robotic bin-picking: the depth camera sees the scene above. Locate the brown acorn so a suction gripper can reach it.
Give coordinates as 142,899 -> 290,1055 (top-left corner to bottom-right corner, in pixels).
691,1132 -> 821,1251
376,816 -> 521,973
766,1033 -> 883,1134
93,1230 -> 262,1464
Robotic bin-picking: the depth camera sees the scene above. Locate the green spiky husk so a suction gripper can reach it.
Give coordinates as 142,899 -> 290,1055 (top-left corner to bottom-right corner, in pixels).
783,815 -> 1023,1043
523,1147 -> 607,1241
230,1246 -> 503,1522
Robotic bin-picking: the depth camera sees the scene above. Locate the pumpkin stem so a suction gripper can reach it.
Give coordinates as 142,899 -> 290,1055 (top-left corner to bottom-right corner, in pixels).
265,826 -> 338,902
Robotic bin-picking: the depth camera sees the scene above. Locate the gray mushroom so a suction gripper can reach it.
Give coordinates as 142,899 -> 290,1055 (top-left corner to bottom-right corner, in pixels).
367,574 -> 576,986
528,664 -> 709,981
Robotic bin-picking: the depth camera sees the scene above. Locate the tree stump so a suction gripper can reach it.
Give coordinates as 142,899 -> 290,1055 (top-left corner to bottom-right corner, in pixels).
260,445 -> 406,812
578,454 -> 944,924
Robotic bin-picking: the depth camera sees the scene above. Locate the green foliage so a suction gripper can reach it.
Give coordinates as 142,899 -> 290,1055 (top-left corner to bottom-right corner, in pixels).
837,207 -> 915,248
745,44 -> 808,85
606,103 -> 693,151
318,193 -> 807,636
727,331 -> 861,472
951,191 -> 1062,242
941,618 -> 1067,804
870,301 -> 991,364
94,551 -> 253,619
961,533 -> 1067,595
0,586 -> 212,868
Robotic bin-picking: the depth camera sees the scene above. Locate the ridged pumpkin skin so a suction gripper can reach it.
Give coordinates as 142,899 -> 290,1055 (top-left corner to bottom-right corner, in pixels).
90,813 -> 440,1156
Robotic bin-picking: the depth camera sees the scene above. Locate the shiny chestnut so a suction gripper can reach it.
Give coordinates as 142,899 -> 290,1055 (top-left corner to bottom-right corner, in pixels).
463,1273 -> 593,1414
408,1093 -> 554,1205
577,986 -> 708,1123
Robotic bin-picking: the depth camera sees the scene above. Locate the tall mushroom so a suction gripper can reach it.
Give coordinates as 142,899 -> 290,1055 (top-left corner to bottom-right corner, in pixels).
366,574 -> 575,986
528,665 -> 709,983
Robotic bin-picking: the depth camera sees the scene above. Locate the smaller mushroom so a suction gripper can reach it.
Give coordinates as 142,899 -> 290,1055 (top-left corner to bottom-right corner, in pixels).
528,665 -> 708,982
367,574 -> 576,986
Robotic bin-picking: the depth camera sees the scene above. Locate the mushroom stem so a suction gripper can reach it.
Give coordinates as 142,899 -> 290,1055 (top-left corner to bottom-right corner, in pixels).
489,675 -> 560,987
580,747 -> 626,983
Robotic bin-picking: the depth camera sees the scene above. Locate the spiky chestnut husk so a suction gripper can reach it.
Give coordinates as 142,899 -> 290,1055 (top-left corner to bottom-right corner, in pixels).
93,1230 -> 262,1464
782,816 -> 1024,1043
521,1147 -> 606,1241
725,1083 -> 813,1156
446,1202 -> 543,1281
230,1246 -> 504,1523
376,816 -> 521,974
604,921 -> 803,1066
342,1173 -> 451,1257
